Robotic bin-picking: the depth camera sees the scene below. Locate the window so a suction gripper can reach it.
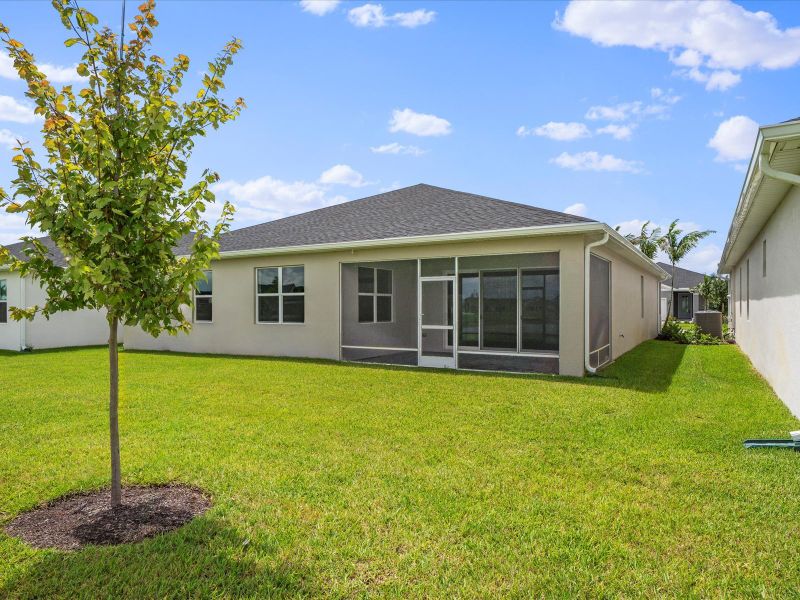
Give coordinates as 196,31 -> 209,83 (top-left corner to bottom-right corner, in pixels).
0,278 -> 6,324
746,259 -> 750,320
640,275 -> 645,318
194,270 -> 213,322
763,239 -> 767,277
358,266 -> 392,323
256,266 -> 305,323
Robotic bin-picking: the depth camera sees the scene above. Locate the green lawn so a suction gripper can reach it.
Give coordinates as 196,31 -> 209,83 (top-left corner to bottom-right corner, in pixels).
1,341 -> 799,598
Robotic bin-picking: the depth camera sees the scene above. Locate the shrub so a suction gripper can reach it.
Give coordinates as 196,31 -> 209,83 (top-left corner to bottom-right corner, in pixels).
658,318 -> 723,345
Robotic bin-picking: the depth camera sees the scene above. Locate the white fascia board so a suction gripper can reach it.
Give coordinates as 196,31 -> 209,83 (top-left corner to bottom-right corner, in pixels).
213,221 -> 668,278
720,119 -> 800,273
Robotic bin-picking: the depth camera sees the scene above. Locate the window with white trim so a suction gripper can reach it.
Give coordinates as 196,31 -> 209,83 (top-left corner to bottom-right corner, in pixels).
358,266 -> 392,323
194,270 -> 213,322
0,278 -> 7,324
256,266 -> 305,323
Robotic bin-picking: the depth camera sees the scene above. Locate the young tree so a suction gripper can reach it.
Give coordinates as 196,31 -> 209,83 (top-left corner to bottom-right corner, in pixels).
0,0 -> 244,507
694,274 -> 729,314
624,220 -> 662,260
659,220 -> 715,319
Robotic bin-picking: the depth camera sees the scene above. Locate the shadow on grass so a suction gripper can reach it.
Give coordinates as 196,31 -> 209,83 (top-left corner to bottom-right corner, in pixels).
124,340 -> 688,394
0,516 -> 311,598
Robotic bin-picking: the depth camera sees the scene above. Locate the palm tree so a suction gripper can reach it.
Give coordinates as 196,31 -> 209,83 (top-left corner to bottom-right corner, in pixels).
659,219 -> 715,319
624,221 -> 662,260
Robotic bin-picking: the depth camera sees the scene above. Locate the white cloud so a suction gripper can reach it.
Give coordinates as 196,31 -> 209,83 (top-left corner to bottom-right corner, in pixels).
0,211 -> 37,246
678,66 -> 742,91
585,100 -> 670,122
615,218 -> 652,237
520,121 -> 590,141
0,95 -> 38,124
564,202 -> 588,216
0,128 -> 23,150
370,142 -> 426,156
596,123 -> 635,141
299,0 -> 340,16
668,243 -> 723,274
319,164 -> 369,187
554,1 -> 800,90
708,115 -> 759,162
551,151 -> 643,173
348,4 -> 435,28
389,108 -> 451,137
212,175 -> 348,226
1,52 -> 85,84
650,87 -> 682,104
392,9 -> 436,28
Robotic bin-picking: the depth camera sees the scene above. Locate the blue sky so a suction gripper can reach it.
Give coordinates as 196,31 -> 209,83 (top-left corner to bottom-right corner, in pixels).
1,0 -> 799,272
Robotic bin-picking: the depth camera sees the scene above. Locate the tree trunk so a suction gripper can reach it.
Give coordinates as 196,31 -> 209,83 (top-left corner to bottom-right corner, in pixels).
109,316 -> 122,508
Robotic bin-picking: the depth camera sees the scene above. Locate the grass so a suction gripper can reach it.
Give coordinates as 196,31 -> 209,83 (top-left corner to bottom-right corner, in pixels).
1,341 -> 799,597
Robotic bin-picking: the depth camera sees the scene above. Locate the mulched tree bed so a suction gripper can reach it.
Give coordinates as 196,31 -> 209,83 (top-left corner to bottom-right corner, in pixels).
4,484 -> 210,550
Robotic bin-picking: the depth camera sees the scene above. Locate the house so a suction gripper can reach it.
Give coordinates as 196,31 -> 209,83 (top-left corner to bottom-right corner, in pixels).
657,262 -> 708,322
125,184 -> 667,375
0,238 -> 109,351
719,117 -> 800,415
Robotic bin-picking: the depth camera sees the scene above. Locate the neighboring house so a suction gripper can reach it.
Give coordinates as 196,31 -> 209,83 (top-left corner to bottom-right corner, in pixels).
657,262 -> 707,323
719,117 -> 800,416
125,184 -> 667,376
0,238 -> 109,351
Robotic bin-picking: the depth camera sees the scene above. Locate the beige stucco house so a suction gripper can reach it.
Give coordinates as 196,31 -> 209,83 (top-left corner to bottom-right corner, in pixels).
0,238 -> 109,351
125,184 -> 666,376
720,117 -> 800,415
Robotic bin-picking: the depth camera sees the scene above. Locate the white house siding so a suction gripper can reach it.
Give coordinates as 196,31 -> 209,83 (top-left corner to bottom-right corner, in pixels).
731,184 -> 800,416
124,233 -> 662,377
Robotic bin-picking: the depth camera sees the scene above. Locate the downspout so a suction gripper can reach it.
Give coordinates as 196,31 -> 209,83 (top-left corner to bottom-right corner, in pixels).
18,275 -> 25,351
759,149 -> 800,186
584,231 -> 609,374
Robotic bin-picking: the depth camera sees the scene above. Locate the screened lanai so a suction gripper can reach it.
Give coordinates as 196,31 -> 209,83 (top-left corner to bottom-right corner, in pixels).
340,253 -> 561,374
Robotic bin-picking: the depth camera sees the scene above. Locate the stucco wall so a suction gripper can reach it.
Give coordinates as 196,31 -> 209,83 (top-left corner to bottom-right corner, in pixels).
124,233 -> 660,377
0,272 -> 23,351
730,184 -> 800,416
0,272 -> 109,351
593,244 -> 661,361
24,277 -> 110,350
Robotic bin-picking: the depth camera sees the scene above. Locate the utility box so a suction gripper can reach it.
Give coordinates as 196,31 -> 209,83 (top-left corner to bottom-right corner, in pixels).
695,310 -> 723,339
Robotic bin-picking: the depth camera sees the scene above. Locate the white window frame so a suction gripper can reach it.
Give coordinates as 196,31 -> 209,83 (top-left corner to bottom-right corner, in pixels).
193,270 -> 213,323
0,278 -> 7,325
255,266 -> 305,325
357,266 -> 393,324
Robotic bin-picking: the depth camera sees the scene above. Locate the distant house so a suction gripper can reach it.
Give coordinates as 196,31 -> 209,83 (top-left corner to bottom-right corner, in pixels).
125,184 -> 667,376
719,117 -> 800,416
0,238 -> 109,351
656,262 -> 707,322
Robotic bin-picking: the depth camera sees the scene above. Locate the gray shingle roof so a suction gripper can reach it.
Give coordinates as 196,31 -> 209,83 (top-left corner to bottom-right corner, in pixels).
218,184 -> 595,253
4,237 -> 68,268
656,262 -> 707,289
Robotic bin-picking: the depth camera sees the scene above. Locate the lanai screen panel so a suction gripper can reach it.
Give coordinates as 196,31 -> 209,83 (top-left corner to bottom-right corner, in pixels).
456,252 -> 559,373
589,254 -> 611,368
341,260 -> 418,366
